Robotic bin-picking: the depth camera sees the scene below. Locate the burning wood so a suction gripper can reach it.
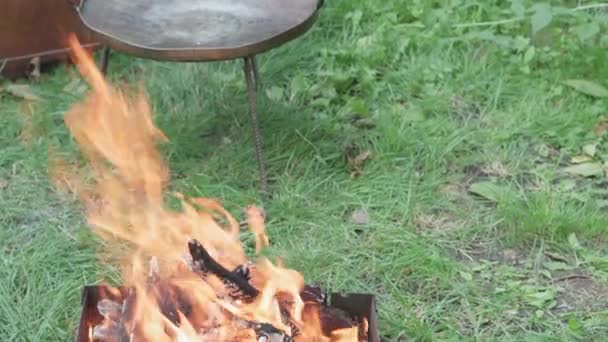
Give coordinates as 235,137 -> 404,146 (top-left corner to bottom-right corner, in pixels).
188,239 -> 259,302
60,36 -> 369,341
88,239 -> 363,341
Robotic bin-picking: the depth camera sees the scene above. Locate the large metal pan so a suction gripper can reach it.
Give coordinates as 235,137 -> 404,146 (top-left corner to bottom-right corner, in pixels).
75,0 -> 323,61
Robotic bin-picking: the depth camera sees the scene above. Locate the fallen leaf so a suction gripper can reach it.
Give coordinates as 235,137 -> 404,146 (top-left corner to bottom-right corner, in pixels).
3,84 -> 41,101
352,117 -> 376,129
571,155 -> 593,164
563,79 -> 608,98
469,181 -> 506,203
350,208 -> 370,225
593,118 -> 608,137
346,147 -> 372,178
482,161 -> 510,177
582,144 -> 597,157
439,184 -> 463,196
563,162 -> 603,177
0,178 -> 8,190
352,150 -> 372,166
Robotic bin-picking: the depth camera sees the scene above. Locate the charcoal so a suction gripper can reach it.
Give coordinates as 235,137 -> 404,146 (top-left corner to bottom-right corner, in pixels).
301,284 -> 328,305
232,262 -> 252,281
223,262 -> 254,299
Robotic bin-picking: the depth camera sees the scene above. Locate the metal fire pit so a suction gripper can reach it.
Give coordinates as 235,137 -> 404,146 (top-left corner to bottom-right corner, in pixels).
73,0 -> 322,61
70,0 -> 324,195
75,285 -> 379,342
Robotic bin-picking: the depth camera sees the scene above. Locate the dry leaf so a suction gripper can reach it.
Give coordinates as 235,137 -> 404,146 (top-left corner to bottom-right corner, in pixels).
582,144 -> 597,157
536,144 -> 558,158
439,184 -> 463,196
352,117 -> 376,129
482,161 -> 510,177
3,84 -> 41,101
563,162 -> 603,177
350,208 -> 370,225
346,147 -> 372,178
571,155 -> 593,164
414,213 -> 464,232
352,150 -> 372,166
593,118 -> 608,137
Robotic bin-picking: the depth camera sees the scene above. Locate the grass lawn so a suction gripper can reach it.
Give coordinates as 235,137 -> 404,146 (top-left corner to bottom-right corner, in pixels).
2,1 -> 608,340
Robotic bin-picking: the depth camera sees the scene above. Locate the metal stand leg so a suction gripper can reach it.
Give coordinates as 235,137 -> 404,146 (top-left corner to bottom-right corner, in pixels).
100,47 -> 111,75
243,56 -> 269,196
251,57 -> 261,90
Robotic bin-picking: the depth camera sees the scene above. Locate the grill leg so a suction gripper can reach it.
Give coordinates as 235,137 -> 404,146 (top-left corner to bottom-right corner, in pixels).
100,47 -> 111,75
243,56 -> 269,196
251,57 -> 261,90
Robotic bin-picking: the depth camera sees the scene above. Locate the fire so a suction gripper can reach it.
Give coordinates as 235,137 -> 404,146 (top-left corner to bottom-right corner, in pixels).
61,35 -> 360,341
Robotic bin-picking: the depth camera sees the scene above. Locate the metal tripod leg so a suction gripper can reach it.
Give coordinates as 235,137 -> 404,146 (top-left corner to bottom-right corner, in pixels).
243,56 -> 269,196
100,47 -> 111,75
251,57 -> 261,90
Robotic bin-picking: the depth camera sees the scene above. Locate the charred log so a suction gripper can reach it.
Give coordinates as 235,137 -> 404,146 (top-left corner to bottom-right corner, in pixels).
188,239 -> 259,301
300,284 -> 328,305
188,239 -> 304,338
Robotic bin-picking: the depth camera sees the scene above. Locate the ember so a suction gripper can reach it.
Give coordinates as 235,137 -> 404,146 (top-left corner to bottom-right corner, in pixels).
61,36 -> 377,341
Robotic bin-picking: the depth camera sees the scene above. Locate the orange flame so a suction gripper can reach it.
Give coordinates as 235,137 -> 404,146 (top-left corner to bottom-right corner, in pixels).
62,35 -> 359,341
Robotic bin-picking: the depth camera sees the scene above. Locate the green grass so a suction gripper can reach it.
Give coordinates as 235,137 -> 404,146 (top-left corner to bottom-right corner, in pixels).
3,0 -> 608,340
